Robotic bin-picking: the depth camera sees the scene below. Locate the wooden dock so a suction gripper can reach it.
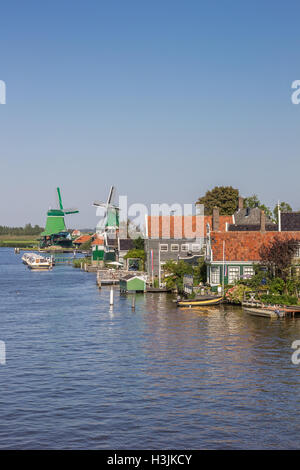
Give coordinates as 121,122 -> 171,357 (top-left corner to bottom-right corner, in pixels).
96,270 -> 146,288
243,304 -> 300,318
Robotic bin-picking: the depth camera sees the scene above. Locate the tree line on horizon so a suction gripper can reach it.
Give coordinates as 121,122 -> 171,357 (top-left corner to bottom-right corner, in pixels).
0,224 -> 44,236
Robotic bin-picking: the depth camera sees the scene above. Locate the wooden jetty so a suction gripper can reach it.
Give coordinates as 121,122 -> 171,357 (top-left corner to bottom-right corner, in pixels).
243,305 -> 300,318
96,269 -> 121,287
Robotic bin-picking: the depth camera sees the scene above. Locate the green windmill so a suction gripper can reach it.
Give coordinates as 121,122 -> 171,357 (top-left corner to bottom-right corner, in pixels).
40,187 -> 79,248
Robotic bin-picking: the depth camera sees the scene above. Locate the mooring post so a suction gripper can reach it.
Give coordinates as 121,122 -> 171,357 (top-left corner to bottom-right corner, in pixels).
97,271 -> 101,289
131,294 -> 136,310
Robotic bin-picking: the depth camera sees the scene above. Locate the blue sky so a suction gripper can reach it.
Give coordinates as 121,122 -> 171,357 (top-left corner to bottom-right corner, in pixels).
1,0 -> 300,228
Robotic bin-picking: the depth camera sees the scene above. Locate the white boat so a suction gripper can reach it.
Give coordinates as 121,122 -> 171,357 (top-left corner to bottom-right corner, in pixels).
27,255 -> 53,270
22,252 -> 53,270
22,253 -> 39,265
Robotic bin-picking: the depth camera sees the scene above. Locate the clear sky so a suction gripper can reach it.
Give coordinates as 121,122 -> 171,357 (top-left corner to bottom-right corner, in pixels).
1,0 -> 300,228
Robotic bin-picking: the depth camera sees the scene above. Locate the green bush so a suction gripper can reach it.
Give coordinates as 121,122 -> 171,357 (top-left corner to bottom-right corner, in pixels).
269,277 -> 285,295
73,257 -> 91,268
260,294 -> 298,306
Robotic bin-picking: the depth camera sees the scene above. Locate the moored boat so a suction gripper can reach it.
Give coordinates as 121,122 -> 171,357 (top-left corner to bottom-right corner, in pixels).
22,252 -> 39,265
177,295 -> 223,307
244,305 -> 300,318
26,254 -> 53,270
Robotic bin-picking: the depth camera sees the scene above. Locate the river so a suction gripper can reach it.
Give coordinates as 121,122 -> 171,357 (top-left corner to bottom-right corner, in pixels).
1,247 -> 300,449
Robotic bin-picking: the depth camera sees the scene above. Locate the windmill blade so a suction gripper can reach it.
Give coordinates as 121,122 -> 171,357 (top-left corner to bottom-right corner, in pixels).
64,208 -> 79,214
107,186 -> 115,205
57,187 -> 63,210
96,216 -> 107,232
109,204 -> 120,211
93,201 -> 106,207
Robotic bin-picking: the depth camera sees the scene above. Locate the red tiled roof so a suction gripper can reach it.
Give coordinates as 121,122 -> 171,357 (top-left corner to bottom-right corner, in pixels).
211,231 -> 300,262
91,238 -> 104,246
147,215 -> 233,238
73,235 -> 91,244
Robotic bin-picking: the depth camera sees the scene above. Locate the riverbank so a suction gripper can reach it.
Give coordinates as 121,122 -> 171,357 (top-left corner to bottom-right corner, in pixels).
0,235 -> 38,248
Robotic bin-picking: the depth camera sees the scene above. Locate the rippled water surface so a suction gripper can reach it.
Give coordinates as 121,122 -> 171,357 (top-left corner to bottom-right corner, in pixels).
1,248 -> 300,449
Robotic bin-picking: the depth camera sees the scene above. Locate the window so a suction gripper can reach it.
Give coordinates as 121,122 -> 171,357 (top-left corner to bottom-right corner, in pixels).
181,244 -> 189,252
243,266 -> 254,279
192,244 -> 201,252
160,244 -> 168,252
228,266 -> 240,284
171,244 -> 179,252
211,266 -> 220,284
295,245 -> 300,258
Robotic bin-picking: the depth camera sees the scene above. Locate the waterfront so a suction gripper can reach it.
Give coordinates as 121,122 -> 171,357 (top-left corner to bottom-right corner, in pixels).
1,247 -> 300,449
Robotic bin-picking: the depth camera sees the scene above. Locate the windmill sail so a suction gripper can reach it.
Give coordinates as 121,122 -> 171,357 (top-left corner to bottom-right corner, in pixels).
64,208 -> 79,214
57,187 -> 64,210
107,186 -> 115,205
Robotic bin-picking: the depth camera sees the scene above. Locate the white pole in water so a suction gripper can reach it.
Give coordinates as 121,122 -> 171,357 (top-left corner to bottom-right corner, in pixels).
110,287 -> 114,305
158,246 -> 161,287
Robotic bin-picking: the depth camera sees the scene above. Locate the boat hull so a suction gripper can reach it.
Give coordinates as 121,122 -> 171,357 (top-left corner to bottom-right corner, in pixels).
243,307 -> 283,318
177,296 -> 223,307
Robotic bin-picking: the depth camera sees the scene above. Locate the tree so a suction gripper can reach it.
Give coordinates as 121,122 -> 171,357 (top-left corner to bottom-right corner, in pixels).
259,236 -> 298,282
193,258 -> 207,284
80,238 -> 92,250
163,260 -> 193,292
196,186 -> 239,215
273,202 -> 292,223
243,194 -> 273,220
124,249 -> 145,270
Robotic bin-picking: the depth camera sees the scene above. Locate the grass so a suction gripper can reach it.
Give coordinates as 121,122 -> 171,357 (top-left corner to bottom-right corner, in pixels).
0,235 -> 39,241
73,257 -> 91,268
0,234 -> 39,248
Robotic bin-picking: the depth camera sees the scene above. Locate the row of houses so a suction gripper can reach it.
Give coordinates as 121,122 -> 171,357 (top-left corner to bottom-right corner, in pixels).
72,196 -> 300,288
144,197 -> 300,288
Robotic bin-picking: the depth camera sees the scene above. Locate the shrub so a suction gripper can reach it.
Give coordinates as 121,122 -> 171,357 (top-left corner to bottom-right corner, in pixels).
225,284 -> 250,304
260,294 -> 298,306
73,257 -> 91,268
269,277 -> 285,295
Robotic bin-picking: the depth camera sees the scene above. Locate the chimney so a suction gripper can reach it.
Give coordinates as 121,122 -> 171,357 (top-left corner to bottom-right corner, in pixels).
238,196 -> 244,210
260,210 -> 266,232
212,206 -> 219,231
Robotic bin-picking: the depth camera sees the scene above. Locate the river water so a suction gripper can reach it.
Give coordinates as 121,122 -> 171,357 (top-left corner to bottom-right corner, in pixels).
1,247 -> 300,449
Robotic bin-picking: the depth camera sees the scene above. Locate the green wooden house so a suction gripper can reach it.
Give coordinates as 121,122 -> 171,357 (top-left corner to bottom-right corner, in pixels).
91,239 -> 116,263
120,274 -> 146,293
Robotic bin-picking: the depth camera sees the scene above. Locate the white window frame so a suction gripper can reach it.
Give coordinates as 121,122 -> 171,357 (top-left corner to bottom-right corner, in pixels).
228,266 -> 240,284
160,244 -> 168,252
211,266 -> 220,284
243,266 -> 254,279
192,244 -> 201,252
171,244 -> 179,252
181,244 -> 189,252
295,245 -> 300,258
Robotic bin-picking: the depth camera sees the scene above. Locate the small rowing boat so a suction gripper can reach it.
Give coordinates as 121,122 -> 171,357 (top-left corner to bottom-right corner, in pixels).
177,295 -> 223,307
243,307 -> 283,318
